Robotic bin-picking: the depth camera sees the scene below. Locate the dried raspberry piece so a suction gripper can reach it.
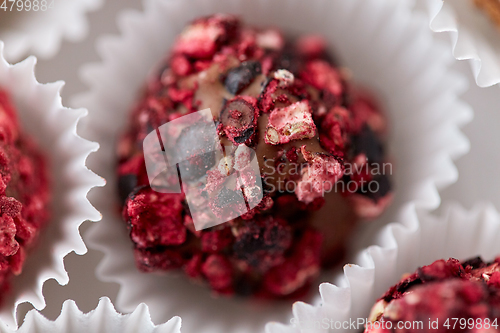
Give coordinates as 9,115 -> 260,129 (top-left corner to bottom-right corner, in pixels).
300,59 -> 344,98
295,146 -> 344,204
173,15 -> 238,59
124,187 -> 187,248
366,257 -> 500,333
0,215 -> 18,257
265,101 -> 317,145
170,55 -> 192,77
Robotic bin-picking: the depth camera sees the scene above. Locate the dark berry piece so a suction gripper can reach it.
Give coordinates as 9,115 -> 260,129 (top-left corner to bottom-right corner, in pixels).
358,174 -> 391,202
219,97 -> 259,145
352,124 -> 384,165
233,127 -> 254,144
462,256 -> 486,269
233,216 -> 292,271
224,61 -> 262,95
220,98 -> 255,129
273,47 -> 301,75
134,247 -> 185,272
118,174 -> 138,204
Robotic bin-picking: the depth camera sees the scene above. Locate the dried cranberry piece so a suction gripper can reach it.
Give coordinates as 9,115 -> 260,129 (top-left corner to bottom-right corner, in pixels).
223,61 -> 262,95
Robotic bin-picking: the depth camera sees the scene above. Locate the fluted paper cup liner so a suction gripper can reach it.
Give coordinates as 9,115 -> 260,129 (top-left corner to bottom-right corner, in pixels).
75,0 -> 473,332
424,0 -> 500,87
0,297 -> 181,333
0,0 -> 103,62
0,42 -> 102,328
272,202 -> 500,333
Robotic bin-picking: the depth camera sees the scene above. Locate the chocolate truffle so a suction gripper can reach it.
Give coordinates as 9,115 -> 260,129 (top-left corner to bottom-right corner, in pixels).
0,89 -> 50,302
365,257 -> 500,333
117,14 -> 392,298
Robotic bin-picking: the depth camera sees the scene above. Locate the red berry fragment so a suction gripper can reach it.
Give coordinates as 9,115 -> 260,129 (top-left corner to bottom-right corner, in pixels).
265,101 -> 317,145
124,187 -> 187,248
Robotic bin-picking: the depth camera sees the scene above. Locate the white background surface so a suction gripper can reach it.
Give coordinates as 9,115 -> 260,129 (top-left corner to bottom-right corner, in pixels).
1,0 -> 499,326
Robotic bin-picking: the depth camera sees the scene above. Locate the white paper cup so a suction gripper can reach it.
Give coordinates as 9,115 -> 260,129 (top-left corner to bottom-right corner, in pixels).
0,0 -> 103,62
0,42 -> 102,328
0,297 -> 181,333
277,202 -> 500,333
75,0 -> 473,332
423,0 -> 500,88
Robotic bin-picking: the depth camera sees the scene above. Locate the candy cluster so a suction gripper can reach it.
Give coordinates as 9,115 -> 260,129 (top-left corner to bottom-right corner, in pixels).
117,14 -> 392,298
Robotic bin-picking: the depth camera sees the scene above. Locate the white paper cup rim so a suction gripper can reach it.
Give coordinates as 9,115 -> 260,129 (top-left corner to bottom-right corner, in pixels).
272,202 -> 500,333
0,41 -> 103,328
0,297 -> 181,333
425,0 -> 500,88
